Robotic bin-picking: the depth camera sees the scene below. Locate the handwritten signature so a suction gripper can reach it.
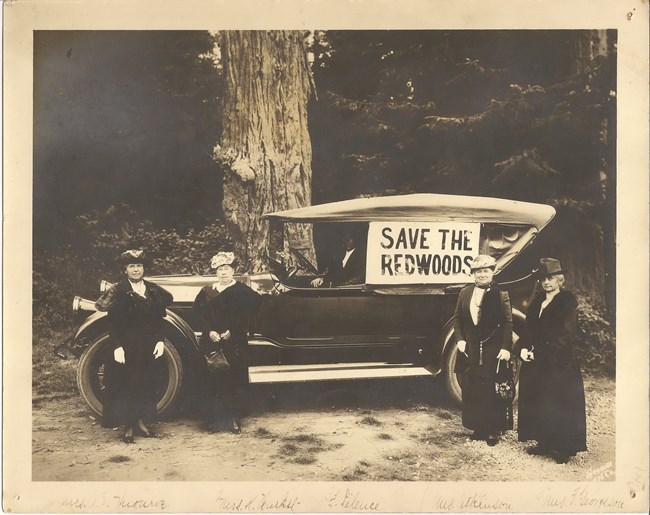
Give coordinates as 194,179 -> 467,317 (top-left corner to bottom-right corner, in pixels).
214,490 -> 301,512
328,488 -> 379,511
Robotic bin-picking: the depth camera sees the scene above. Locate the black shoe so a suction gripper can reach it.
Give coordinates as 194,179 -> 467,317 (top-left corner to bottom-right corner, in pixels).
230,419 -> 241,434
135,420 -> 158,438
527,444 -> 550,456
555,453 -> 571,464
486,434 -> 499,446
122,427 -> 134,444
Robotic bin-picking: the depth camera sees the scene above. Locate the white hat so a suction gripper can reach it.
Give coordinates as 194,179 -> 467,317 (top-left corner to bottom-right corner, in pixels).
469,254 -> 497,271
210,252 -> 236,270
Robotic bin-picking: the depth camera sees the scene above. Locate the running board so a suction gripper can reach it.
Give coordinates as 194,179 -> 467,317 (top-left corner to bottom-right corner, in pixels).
248,362 -> 434,384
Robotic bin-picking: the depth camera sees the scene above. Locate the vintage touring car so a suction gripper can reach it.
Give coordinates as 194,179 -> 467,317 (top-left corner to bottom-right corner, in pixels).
58,193 -> 556,417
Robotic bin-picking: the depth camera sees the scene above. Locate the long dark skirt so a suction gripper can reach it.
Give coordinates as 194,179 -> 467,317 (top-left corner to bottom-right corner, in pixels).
205,361 -> 249,431
461,373 -> 513,433
518,361 -> 587,454
102,357 -> 158,428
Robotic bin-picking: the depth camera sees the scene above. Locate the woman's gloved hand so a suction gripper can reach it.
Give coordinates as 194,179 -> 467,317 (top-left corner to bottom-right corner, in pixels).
153,341 -> 165,359
114,346 -> 125,364
496,349 -> 511,361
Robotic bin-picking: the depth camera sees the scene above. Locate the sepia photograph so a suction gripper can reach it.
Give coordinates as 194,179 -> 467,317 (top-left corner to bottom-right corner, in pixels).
3,0 -> 648,513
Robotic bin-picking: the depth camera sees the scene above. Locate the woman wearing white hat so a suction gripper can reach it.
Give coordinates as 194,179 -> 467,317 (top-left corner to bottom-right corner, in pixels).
517,258 -> 586,464
193,252 -> 262,433
452,254 -> 514,446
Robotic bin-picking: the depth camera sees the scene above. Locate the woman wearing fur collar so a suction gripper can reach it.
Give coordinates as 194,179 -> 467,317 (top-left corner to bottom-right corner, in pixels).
193,252 -> 262,434
517,258 -> 587,464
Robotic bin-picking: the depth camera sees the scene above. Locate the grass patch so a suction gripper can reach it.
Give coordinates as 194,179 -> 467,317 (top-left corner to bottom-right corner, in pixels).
417,428 -> 459,448
253,427 -> 276,439
293,455 -> 317,465
276,432 -> 341,466
385,450 -> 420,466
378,433 -> 393,440
279,443 -> 299,455
435,410 -> 455,420
33,331 -> 78,402
360,416 -> 382,426
341,461 -> 370,481
107,455 -> 131,463
284,434 -> 325,445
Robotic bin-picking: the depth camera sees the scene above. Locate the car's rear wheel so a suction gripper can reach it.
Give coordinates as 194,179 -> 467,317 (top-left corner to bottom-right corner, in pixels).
444,324 -> 523,405
76,332 -> 184,419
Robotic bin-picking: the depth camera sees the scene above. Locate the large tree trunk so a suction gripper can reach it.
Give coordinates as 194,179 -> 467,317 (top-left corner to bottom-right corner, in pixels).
570,29 -> 616,315
571,30 -> 612,75
215,31 -> 315,272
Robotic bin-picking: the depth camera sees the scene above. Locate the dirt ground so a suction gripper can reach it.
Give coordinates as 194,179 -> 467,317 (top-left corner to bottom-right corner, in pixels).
32,375 -> 615,482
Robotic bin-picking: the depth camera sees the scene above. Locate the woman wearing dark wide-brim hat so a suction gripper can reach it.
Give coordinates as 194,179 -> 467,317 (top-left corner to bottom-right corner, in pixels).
516,258 -> 587,464
453,254 -> 514,446
95,249 -> 173,443
192,252 -> 262,433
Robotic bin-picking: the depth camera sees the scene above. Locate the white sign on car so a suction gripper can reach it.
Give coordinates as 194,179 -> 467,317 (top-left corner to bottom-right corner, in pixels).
365,221 -> 481,284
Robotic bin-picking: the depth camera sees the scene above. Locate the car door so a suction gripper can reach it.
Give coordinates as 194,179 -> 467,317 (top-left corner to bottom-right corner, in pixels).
256,286 -> 339,346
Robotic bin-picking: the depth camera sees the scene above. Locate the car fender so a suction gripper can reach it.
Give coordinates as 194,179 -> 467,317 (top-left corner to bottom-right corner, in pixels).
73,307 -> 200,354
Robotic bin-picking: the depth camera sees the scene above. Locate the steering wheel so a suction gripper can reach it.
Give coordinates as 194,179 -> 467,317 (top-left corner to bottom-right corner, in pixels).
290,248 -> 319,275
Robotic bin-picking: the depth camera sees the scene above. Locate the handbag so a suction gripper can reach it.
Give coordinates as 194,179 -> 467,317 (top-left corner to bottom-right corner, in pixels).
494,359 -> 515,401
205,349 -> 230,372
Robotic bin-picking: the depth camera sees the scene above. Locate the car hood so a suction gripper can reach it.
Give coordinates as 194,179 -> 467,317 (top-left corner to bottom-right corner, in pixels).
148,272 -> 276,303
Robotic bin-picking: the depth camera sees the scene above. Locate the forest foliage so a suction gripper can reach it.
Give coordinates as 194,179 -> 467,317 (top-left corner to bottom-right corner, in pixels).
33,30 -> 615,373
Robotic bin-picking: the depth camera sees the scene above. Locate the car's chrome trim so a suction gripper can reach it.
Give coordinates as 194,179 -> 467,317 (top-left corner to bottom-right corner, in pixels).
249,362 -> 434,383
285,337 -> 335,341
72,296 -> 97,315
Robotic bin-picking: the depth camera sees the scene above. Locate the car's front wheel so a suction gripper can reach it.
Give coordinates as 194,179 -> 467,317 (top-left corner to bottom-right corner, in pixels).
76,333 -> 184,419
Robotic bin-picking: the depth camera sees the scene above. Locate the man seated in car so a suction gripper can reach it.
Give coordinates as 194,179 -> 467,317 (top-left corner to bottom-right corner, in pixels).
311,230 -> 366,287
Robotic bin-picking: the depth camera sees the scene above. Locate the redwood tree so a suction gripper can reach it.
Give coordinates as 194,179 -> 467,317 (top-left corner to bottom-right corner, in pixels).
215,31 -> 315,271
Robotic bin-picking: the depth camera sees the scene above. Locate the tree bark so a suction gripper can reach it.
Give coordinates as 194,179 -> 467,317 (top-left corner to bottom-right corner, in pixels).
572,30 -> 611,75
216,31 -> 315,272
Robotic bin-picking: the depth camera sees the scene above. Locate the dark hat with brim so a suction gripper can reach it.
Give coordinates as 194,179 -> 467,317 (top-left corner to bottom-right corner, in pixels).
534,257 -> 567,278
118,249 -> 150,267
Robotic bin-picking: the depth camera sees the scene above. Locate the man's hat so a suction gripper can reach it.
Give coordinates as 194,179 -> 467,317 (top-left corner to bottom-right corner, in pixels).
534,257 -> 567,278
210,251 -> 236,271
469,254 -> 497,271
117,249 -> 150,267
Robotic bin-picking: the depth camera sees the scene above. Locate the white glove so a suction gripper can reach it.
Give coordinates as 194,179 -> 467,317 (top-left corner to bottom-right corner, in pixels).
114,346 -> 125,364
497,349 -> 511,361
520,348 -> 534,362
456,340 -> 467,354
220,330 -> 231,340
311,277 -> 324,287
153,341 -> 165,359
209,331 -> 221,342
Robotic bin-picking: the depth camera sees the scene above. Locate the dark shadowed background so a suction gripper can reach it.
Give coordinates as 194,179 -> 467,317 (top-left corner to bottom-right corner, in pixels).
33,30 -> 616,390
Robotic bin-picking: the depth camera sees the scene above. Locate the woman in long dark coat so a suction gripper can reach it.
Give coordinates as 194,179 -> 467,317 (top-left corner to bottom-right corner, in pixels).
96,249 -> 173,443
193,252 -> 261,433
517,258 -> 587,464
453,254 -> 514,446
